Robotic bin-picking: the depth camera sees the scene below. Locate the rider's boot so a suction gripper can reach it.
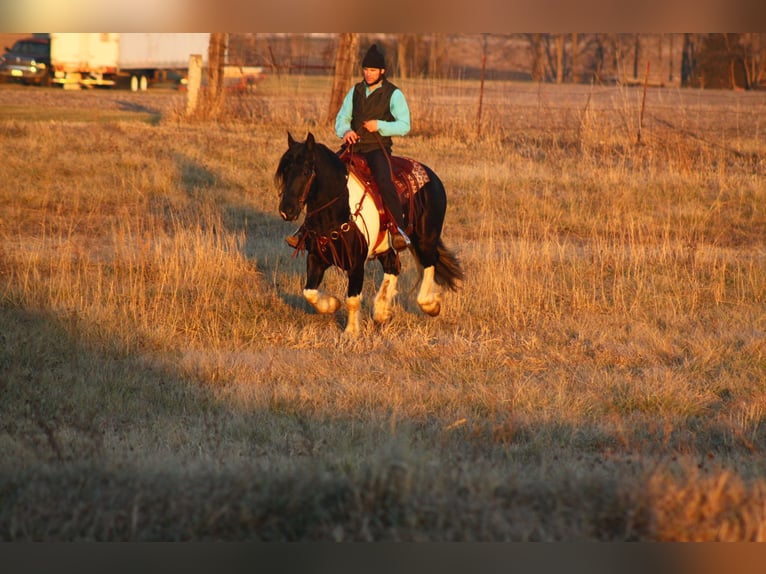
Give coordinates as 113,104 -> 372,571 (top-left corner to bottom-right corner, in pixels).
286,228 -> 304,249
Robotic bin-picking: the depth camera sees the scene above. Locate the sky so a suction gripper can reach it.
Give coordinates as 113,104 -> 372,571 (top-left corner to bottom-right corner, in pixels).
2,0 -> 763,33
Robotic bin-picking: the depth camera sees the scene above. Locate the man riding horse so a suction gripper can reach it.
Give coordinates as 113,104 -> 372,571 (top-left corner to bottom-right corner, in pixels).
287,43 -> 412,252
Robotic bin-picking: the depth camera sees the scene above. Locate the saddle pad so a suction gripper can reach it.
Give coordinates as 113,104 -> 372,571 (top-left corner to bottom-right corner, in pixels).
343,153 -> 430,202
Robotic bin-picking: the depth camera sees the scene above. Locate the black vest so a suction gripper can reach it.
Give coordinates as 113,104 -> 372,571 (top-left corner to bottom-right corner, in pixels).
351,78 -> 398,153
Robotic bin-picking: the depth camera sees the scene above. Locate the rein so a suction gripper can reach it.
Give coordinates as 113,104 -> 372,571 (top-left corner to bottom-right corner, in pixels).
306,193 -> 342,218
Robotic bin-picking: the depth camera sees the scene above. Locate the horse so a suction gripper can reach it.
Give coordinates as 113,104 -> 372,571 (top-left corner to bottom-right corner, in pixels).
276,132 -> 463,335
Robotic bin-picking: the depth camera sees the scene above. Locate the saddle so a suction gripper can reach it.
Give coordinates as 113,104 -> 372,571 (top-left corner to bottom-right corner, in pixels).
340,150 -> 430,233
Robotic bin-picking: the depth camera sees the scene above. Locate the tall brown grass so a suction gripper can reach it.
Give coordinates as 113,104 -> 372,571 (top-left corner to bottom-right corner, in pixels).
1,78 -> 765,540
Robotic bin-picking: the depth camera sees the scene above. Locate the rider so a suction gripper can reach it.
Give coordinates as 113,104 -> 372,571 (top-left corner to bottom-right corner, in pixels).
286,43 -> 412,251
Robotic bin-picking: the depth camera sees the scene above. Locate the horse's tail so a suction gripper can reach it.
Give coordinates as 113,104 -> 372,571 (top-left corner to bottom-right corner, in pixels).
433,239 -> 464,292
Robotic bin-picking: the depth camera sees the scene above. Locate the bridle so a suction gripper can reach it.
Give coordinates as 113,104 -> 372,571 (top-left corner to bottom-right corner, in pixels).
299,167 -> 344,218
297,168 -> 315,207
280,157 -> 342,219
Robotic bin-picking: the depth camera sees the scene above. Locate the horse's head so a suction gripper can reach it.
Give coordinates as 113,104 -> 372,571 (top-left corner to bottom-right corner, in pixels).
276,132 -> 317,221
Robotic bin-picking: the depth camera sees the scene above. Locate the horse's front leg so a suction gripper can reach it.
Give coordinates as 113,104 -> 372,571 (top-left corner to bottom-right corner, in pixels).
417,265 -> 442,316
303,255 -> 340,314
344,261 -> 366,336
373,251 -> 400,324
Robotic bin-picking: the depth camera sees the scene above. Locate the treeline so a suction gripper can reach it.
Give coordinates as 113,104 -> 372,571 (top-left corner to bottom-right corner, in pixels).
228,33 -> 766,90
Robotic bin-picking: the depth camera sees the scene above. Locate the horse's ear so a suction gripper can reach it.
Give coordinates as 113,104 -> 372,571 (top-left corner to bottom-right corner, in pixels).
306,132 -> 315,151
287,132 -> 296,148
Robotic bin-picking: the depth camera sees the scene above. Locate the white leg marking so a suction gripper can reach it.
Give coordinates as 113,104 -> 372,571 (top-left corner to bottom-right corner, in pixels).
303,288 -> 340,314
417,266 -> 442,316
344,295 -> 362,336
373,273 -> 398,324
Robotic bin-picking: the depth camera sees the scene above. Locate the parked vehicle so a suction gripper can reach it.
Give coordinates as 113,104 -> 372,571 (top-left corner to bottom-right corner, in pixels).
49,33 -> 210,90
0,36 -> 52,86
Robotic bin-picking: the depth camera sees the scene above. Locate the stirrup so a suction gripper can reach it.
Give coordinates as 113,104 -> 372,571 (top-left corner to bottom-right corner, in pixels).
390,227 -> 411,251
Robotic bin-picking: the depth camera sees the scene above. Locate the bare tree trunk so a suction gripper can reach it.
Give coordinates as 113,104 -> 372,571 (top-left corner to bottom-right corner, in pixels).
413,35 -> 425,77
681,33 -> 697,87
571,33 -> 579,83
397,34 -> 410,79
428,33 -> 443,77
206,32 -> 227,118
529,34 -> 546,81
593,34 -> 605,82
760,33 -> 766,85
555,34 -> 564,84
668,34 -> 676,83
327,33 -> 359,124
743,32 -> 766,88
610,34 -> 621,81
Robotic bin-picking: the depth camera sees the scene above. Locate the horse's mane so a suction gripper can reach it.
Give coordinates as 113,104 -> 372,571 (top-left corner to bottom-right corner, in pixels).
274,148 -> 292,189
312,140 -> 346,185
274,136 -> 346,190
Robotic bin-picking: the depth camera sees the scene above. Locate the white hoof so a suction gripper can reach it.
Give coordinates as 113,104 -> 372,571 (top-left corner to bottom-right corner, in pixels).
373,274 -> 398,324
344,295 -> 362,336
418,293 -> 442,317
373,303 -> 393,324
303,289 -> 340,314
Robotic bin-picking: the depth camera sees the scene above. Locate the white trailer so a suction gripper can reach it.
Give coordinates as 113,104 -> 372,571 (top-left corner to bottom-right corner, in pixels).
118,33 -> 210,91
50,33 -> 120,88
50,33 -> 210,90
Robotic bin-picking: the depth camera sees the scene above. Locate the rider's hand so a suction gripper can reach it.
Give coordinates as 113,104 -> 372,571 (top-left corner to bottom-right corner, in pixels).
342,130 -> 360,145
362,120 -> 378,133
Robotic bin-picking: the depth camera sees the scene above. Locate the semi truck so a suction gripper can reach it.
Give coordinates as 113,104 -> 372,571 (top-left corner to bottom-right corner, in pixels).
50,33 -> 210,90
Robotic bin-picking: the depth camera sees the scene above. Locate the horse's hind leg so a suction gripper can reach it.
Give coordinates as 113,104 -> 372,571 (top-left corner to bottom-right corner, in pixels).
373,273 -> 398,324
417,265 -> 442,316
411,177 -> 446,317
373,251 -> 400,324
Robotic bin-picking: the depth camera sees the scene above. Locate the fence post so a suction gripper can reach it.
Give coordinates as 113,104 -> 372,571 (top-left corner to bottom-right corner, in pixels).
186,54 -> 203,117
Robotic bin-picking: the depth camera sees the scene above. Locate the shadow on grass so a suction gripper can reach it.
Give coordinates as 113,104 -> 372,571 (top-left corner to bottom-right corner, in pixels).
2,304 -> 764,541
171,152 -> 322,321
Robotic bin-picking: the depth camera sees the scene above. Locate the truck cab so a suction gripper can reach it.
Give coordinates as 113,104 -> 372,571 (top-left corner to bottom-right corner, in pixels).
0,36 -> 52,86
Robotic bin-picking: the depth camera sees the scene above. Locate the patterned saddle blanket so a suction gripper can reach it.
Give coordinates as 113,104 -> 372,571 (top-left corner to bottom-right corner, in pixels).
341,151 -> 430,221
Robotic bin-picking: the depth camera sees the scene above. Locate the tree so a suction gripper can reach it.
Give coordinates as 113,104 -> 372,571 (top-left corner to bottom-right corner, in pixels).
327,33 -> 359,124
681,33 -> 698,87
741,33 -> 766,88
528,33 -> 546,81
555,34 -> 564,84
571,33 -> 579,83
397,34 -> 413,78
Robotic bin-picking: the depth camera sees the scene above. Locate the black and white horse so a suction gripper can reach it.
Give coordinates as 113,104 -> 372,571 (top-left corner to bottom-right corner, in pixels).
276,132 -> 462,335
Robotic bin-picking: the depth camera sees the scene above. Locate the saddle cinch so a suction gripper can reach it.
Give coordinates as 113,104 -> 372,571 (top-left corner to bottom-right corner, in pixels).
340,150 -> 430,234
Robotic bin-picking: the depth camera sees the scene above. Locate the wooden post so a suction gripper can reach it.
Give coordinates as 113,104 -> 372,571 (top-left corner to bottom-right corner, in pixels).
186,54 -> 202,116
476,33 -> 488,138
637,61 -> 650,145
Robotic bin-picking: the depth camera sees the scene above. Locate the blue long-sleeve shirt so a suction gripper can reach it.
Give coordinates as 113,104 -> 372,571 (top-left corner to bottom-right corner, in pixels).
335,83 -> 411,140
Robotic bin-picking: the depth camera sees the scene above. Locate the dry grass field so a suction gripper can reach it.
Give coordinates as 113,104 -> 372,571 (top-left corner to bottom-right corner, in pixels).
1,76 -> 765,541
